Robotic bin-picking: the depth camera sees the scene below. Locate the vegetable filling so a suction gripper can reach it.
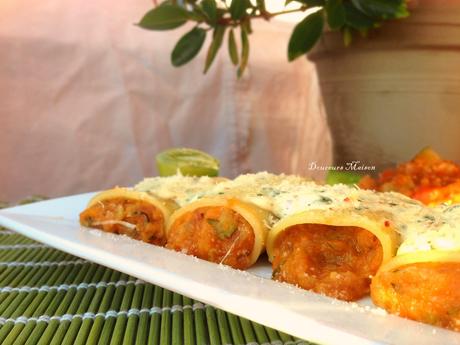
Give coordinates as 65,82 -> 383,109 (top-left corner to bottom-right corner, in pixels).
166,206 -> 255,269
272,224 -> 383,301
371,262 -> 460,331
79,197 -> 166,245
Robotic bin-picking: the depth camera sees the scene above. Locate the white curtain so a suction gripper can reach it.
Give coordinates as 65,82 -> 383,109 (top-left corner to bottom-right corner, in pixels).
0,0 -> 331,202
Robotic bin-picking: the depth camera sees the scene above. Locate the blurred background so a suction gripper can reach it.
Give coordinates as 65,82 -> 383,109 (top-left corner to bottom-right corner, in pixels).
0,0 -> 332,202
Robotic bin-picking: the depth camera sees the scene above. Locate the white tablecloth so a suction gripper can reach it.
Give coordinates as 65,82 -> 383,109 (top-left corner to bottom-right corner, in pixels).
0,0 -> 331,201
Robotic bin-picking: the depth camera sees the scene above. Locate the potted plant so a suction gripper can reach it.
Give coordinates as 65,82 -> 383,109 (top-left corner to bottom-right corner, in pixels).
137,1 -> 460,171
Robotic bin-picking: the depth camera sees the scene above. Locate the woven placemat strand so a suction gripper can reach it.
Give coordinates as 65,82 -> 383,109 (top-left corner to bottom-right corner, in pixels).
0,227 -> 315,345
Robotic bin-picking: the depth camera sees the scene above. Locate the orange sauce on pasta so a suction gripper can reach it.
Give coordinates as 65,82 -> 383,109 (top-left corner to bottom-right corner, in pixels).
272,224 -> 383,301
167,206 -> 255,269
371,262 -> 460,331
79,198 -> 166,245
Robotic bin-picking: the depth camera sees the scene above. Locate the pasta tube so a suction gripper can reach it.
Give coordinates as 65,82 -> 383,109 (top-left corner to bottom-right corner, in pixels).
371,205 -> 460,331
263,183 -> 431,301
80,188 -> 177,245
166,197 -> 271,269
266,208 -> 399,301
164,172 -> 308,269
80,175 -> 222,245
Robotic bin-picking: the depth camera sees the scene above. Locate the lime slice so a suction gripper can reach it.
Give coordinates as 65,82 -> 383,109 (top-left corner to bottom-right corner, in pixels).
156,148 -> 220,177
325,170 -> 362,186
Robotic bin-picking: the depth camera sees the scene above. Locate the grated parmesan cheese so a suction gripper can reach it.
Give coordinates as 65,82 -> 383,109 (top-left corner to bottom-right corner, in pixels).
133,172 -> 460,255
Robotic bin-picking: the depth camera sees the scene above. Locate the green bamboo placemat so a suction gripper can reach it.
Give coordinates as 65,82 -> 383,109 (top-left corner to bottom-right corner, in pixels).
0,226 -> 314,345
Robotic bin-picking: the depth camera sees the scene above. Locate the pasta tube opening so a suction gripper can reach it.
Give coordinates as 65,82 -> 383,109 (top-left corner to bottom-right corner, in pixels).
371,251 -> 460,331
270,223 -> 383,301
166,198 -> 269,270
80,188 -> 174,246
267,209 -> 399,301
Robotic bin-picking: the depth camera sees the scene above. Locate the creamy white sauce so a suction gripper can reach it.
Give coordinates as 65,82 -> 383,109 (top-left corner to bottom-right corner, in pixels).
132,172 -> 460,255
134,175 -> 220,207
397,204 -> 460,255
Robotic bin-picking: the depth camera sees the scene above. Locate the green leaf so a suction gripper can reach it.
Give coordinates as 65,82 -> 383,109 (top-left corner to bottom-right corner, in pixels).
237,27 -> 250,77
325,0 -> 345,30
287,0 -> 325,6
228,29 -> 239,66
242,18 -> 252,34
343,27 -> 352,46
230,0 -> 249,20
171,27 -> 207,67
256,0 -> 266,13
201,0 -> 218,24
351,0 -> 408,19
287,10 -> 324,62
188,10 -> 207,22
204,26 -> 226,73
138,5 -> 189,31
343,3 -> 375,30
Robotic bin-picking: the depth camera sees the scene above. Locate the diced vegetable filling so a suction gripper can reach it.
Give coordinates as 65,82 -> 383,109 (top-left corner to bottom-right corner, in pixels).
166,206 -> 255,269
79,198 -> 166,245
272,224 -> 383,301
371,262 -> 460,331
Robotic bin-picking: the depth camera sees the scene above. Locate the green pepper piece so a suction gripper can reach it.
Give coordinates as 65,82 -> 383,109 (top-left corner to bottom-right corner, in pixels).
206,209 -> 237,240
325,170 -> 362,185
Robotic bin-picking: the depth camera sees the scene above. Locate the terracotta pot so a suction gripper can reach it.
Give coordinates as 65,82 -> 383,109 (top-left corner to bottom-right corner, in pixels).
309,0 -> 460,171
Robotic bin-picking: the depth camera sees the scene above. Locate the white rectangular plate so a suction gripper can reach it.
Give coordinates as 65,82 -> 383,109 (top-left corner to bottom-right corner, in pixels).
0,193 -> 458,345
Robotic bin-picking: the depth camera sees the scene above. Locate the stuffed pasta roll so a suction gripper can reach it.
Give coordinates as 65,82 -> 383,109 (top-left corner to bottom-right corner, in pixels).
265,184 -> 429,301
80,175 -> 222,246
165,172 -> 307,269
166,197 -> 270,269
371,204 -> 460,331
80,188 -> 176,245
